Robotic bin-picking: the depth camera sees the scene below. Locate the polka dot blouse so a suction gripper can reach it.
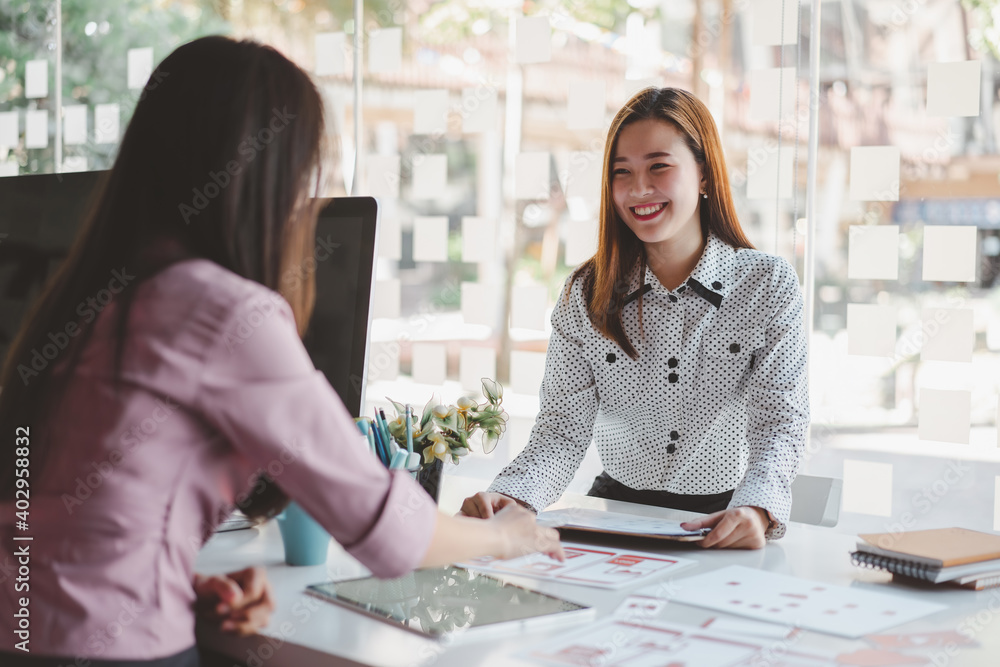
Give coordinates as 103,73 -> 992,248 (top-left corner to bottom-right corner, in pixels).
488,233 -> 810,539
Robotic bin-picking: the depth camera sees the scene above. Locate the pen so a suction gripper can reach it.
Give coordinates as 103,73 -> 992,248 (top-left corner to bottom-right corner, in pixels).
378,408 -> 393,452
405,404 -> 414,455
371,417 -> 388,466
364,419 -> 378,458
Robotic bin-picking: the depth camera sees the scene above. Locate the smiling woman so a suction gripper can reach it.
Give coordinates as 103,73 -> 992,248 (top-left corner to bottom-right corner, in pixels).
461,87 -> 810,551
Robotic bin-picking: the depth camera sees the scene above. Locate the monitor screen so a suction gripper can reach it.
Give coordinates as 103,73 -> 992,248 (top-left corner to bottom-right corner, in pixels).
0,171 -> 377,417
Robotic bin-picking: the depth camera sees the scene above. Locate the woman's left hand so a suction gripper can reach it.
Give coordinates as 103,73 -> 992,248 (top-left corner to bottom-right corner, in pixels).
193,566 -> 276,636
680,506 -> 770,549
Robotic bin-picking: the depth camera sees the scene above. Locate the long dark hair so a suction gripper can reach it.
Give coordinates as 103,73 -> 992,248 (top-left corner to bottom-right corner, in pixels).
0,36 -> 326,520
574,87 -> 754,359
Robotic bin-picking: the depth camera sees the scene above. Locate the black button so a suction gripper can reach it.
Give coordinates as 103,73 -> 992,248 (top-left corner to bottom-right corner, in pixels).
606,353 -> 616,363
668,372 -> 678,383
667,443 -> 676,454
668,357 -> 678,368
670,431 -> 679,440
712,281 -> 722,289
668,294 -> 678,302
729,343 -> 740,354
677,285 -> 686,292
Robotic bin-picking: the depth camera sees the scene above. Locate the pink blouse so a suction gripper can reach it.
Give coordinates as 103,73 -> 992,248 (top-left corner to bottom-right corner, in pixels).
0,259 -> 437,659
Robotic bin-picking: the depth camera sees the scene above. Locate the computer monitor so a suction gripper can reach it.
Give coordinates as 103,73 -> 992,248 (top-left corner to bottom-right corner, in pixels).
0,171 -> 378,417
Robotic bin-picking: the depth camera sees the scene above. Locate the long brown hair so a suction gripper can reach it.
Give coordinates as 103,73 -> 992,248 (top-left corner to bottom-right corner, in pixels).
0,36 -> 326,520
574,87 -> 753,359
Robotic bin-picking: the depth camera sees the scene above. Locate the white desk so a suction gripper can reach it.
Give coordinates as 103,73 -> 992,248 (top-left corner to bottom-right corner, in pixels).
196,476 -> 1000,666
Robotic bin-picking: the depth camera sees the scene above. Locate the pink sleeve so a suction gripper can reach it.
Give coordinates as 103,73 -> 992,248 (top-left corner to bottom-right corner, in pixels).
193,289 -> 437,578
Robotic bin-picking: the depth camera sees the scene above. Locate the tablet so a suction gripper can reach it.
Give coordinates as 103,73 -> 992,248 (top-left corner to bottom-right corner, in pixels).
306,566 -> 595,641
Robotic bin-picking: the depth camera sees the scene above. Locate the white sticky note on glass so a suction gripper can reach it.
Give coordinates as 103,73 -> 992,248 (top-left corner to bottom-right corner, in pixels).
411,343 -> 447,386
127,47 -> 154,90
567,80 -> 606,130
510,350 -> 547,396
412,216 -> 449,262
515,152 -> 550,200
849,146 -> 899,201
461,87 -> 497,133
369,27 -> 403,73
24,110 -> 47,149
368,341 -> 400,383
315,32 -> 347,77
746,145 -> 793,200
461,282 -> 496,327
25,59 -> 48,99
511,285 -> 548,331
460,347 -> 497,393
411,153 -> 447,199
565,151 -> 602,200
372,279 -> 401,319
624,77 -> 660,100
842,460 -> 893,517
61,156 -> 87,173
565,217 -> 599,266
0,111 -> 18,148
63,105 -> 87,146
515,16 -> 551,64
461,217 -> 495,263
922,225 -> 977,283
847,304 -> 897,358
919,388 -> 971,444
848,225 -> 899,280
921,308 -> 974,362
414,89 -> 449,135
0,162 -> 18,177
367,154 -> 401,199
749,68 -> 796,122
752,0 -> 797,46
95,104 -> 120,144
927,61 -> 981,117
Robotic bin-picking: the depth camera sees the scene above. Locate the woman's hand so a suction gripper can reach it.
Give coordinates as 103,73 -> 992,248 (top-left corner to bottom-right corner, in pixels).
488,505 -> 566,562
459,491 -> 523,518
681,506 -> 770,549
193,566 -> 275,636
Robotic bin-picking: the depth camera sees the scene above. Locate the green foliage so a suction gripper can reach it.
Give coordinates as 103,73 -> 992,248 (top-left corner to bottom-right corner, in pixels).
963,0 -> 1000,58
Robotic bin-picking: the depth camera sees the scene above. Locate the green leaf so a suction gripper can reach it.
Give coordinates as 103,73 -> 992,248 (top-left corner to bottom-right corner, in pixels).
482,429 -> 499,455
481,378 -> 503,404
386,398 -> 407,417
420,395 -> 436,429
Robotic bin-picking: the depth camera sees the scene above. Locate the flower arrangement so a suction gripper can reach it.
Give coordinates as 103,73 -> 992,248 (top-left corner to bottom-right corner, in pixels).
383,378 -> 508,467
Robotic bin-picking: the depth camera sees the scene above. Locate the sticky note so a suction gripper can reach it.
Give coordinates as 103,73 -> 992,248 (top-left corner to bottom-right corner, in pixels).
746,145 -> 793,200
749,68 -> 796,122
315,32 -> 347,77
377,211 -> 401,260
0,111 -> 18,148
567,81 -> 606,130
511,285 -> 548,331
842,460 -> 893,517
849,147 -> 899,201
369,27 -> 403,73
461,217 -> 495,263
367,154 -> 401,199
0,162 -> 18,177
623,77 -> 660,100
510,350 -> 547,396
411,153 -> 447,199
847,304 -> 897,357
368,341 -> 399,383
24,110 -> 47,149
61,156 -> 87,173
25,59 -> 47,99
461,282 -> 496,327
127,47 -> 154,90
94,104 -> 120,144
412,216 -> 449,262
372,279 -> 401,319
922,225 -> 977,282
514,16 -> 551,64
461,87 -> 498,133
565,217 -> 599,266
752,0 -> 797,46
414,89 -> 449,135
63,105 -> 87,146
515,152 -> 550,200
411,343 -> 447,386
565,151 -> 602,200
918,388 -> 971,444
848,225 -> 899,280
460,347 -> 497,393
921,308 -> 974,362
927,60 -> 981,117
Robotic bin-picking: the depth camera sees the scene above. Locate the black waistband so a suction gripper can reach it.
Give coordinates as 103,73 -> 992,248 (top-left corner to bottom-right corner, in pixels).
587,472 -> 734,514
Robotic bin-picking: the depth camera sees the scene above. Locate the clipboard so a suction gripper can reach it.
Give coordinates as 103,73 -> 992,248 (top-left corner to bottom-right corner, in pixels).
538,508 -> 710,542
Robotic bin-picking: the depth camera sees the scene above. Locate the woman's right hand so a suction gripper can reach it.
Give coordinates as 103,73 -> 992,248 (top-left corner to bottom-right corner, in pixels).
459,491 -> 522,518
488,505 -> 565,562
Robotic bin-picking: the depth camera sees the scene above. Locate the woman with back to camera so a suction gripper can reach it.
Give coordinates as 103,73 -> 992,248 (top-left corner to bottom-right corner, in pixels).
461,88 -> 809,548
0,36 -> 562,666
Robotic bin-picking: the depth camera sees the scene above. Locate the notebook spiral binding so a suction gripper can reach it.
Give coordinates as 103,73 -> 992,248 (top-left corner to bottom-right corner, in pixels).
850,551 -> 936,581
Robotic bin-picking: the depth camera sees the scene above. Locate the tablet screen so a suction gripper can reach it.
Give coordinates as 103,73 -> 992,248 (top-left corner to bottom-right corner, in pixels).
307,566 -> 590,638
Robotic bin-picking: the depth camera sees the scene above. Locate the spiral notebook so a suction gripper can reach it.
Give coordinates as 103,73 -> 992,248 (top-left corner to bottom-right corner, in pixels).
851,527 -> 1000,584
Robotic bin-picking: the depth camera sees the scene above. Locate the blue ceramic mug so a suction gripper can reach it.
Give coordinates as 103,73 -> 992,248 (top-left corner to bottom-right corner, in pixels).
277,502 -> 330,566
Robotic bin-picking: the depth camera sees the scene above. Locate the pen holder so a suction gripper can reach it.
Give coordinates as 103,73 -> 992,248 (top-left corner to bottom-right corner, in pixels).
277,502 -> 330,566
415,458 -> 444,504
